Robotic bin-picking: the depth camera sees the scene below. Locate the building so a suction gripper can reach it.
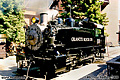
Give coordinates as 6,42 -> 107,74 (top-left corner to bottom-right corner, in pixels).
24,0 -> 59,26
117,20 -> 120,44
102,0 -> 119,46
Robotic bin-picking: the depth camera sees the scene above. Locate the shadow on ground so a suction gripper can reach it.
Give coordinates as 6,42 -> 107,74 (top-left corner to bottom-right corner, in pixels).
79,64 -> 112,80
0,66 -> 25,80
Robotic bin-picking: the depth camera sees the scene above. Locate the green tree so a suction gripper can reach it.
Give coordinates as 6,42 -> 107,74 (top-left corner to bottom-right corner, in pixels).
0,0 -> 25,43
61,0 -> 108,26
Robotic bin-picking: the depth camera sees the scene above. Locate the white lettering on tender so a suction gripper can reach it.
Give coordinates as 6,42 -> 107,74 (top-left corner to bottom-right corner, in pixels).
71,37 -> 93,42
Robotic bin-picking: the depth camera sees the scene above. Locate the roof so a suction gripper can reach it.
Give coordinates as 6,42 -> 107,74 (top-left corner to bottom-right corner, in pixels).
24,0 -> 53,14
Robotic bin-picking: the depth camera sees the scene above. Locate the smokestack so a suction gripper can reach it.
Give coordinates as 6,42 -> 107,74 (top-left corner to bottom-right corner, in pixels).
40,13 -> 48,26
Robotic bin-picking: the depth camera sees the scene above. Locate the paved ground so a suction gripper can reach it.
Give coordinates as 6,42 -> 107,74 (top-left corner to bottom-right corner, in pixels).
0,46 -> 120,80
0,56 -> 17,75
0,56 -> 25,80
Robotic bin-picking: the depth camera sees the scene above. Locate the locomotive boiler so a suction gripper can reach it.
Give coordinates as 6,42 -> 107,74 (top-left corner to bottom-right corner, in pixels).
16,17 -> 106,79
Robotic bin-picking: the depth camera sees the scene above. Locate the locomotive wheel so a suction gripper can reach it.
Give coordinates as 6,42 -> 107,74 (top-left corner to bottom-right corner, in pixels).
92,55 -> 95,63
100,53 -> 104,58
46,64 -> 55,79
66,65 -> 71,71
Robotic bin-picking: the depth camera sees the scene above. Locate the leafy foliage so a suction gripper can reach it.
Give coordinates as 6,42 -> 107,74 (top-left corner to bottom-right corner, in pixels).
61,0 -> 109,26
0,0 -> 25,43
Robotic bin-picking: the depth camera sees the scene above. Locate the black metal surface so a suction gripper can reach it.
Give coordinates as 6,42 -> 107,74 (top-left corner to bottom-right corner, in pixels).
56,28 -> 94,48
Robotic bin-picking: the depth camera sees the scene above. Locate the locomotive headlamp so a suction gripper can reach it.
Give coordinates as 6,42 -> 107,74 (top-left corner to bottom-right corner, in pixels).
32,17 -> 36,23
31,17 -> 39,23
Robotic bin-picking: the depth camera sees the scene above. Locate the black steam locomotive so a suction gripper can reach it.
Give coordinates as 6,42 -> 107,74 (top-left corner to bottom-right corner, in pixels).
16,17 -> 106,79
